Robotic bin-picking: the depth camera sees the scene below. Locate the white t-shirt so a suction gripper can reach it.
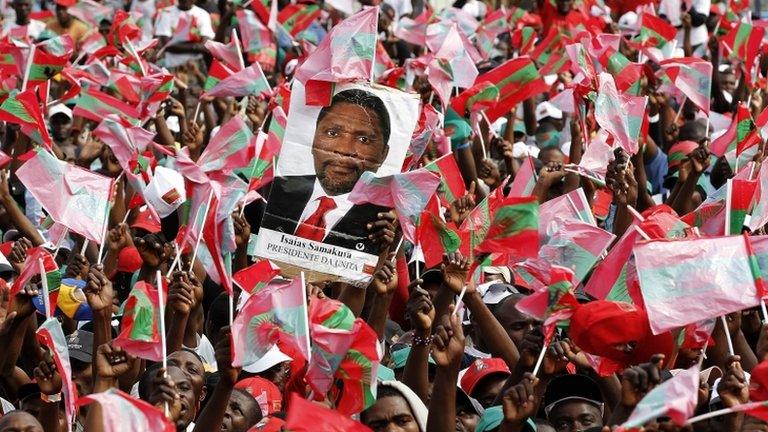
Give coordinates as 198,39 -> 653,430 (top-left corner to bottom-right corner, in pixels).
130,0 -> 157,44
2,19 -> 46,40
384,0 -> 413,20
154,5 -> 215,68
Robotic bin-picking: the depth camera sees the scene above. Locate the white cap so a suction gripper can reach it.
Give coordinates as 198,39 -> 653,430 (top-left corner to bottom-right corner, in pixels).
535,101 -> 563,122
512,141 -> 539,158
478,281 -> 518,305
48,103 -> 72,120
243,345 -> 293,373
618,12 -> 639,34
144,166 -> 186,218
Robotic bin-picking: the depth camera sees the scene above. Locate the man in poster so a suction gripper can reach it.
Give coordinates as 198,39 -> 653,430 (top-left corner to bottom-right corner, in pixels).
260,88 -> 393,254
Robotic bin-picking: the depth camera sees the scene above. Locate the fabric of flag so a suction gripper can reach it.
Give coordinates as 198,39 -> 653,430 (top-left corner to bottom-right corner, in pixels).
27,35 -> 74,89
348,169 -> 441,243
565,42 -> 597,88
681,181 -> 728,236
9,247 -> 59,298
539,50 -> 571,76
80,31 -> 107,55
242,106 -> 287,191
635,236 -> 761,335
750,162 -> 768,231
515,265 -> 579,332
202,63 -> 271,98
583,224 -> 641,302
394,10 -> 430,45
595,72 -> 647,154
195,116 -> 256,178
539,187 -> 597,230
427,22 -> 479,106
508,156 -> 537,198
236,9 -> 276,69
16,148 -> 114,243
659,58 -> 712,114
620,365 -> 700,429
481,56 -> 550,122
633,12 -> 678,63
231,277 -> 309,367
451,81 -> 499,116
721,22 -> 765,80
728,179 -> 758,235
539,220 -> 616,286
77,388 -> 175,432
203,59 -> 235,92
204,38 -> 243,72
405,104 -> 444,170
711,103 -> 753,157
74,87 -> 141,126
294,7 -> 378,106
113,281 -> 163,361
285,393 -> 373,432
418,206 -> 469,268
37,318 -> 77,428
278,3 -> 321,36
68,0 -> 113,26
530,26 -> 565,67
233,259 -> 280,293
201,195 -> 233,294
108,10 -> 141,48
306,297 -> 380,415
0,90 -> 52,148
374,41 -> 396,78
0,41 -> 25,76
511,26 -> 537,55
474,196 -> 539,257
598,47 -> 643,95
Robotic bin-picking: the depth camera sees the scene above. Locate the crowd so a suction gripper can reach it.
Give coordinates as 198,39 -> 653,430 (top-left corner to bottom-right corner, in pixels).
2,0 -> 768,431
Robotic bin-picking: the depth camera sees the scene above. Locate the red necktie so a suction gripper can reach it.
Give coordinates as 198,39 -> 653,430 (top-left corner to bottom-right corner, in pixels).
294,196 -> 337,242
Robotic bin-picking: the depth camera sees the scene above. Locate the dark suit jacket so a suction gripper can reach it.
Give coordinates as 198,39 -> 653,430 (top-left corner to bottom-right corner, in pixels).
260,175 -> 390,254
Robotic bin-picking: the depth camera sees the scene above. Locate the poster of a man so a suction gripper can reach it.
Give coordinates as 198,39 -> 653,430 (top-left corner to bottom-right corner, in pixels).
256,82 -> 419,284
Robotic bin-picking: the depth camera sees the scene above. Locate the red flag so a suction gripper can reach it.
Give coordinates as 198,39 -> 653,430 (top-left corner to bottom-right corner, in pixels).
285,394 -> 373,432
37,318 -> 78,426
78,389 -> 174,432
481,57 -> 549,122
10,247 -> 58,298
233,259 -> 281,293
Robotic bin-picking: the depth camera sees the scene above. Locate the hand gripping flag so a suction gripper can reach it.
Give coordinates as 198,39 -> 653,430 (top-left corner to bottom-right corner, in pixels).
10,247 -> 59,299
285,393 -> 373,432
294,7 -> 378,106
658,58 -> 712,114
722,22 -> 765,81
201,63 -> 271,99
348,169 -> 441,243
16,148 -> 114,243
595,73 -> 647,154
231,277 -> 310,367
515,265 -> 579,338
77,388 -> 174,432
635,235 -> 762,335
418,205 -> 470,268
37,318 -> 78,429
113,281 -> 164,361
619,365 -> 700,429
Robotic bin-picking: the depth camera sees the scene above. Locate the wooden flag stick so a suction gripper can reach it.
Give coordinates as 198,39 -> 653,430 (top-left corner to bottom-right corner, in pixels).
721,315 -> 736,356
39,258 -> 51,319
531,342 -> 548,377
189,190 -> 215,272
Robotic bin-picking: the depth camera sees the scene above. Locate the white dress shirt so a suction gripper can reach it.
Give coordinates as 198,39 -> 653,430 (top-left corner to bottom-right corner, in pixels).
297,179 -> 355,240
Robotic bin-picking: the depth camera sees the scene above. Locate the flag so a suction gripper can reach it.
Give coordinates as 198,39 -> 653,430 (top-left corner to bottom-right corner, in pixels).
203,59 -> 235,91
80,31 -> 107,55
515,265 -> 579,334
27,35 -> 74,89
474,196 -> 539,257
201,196 -> 232,294
73,87 -> 141,126
240,106 -> 287,191
539,220 -> 616,286
423,153 -> 467,207
9,247 -> 59,298
37,318 -> 77,427
68,0 -> 113,26
659,58 -> 712,114
16,148 -> 114,243
204,38 -> 243,72
348,169 -> 441,243
202,63 -> 271,98
583,225 -> 641,302
113,281 -> 163,361
236,9 -> 276,69
539,188 -> 596,229
0,90 -> 52,148
620,365 -> 700,428
195,116 -> 255,177
635,236 -> 761,335
451,81 -> 500,116
595,73 -> 647,154
728,178 -> 758,235
427,22 -> 479,106
285,393 -> 373,432
633,12 -> 678,63
711,103 -> 753,157
394,10 -> 429,45
231,277 -> 309,367
722,22 -> 765,80
482,57 -> 550,122
598,48 -> 643,95
750,162 -> 768,231
233,260 -> 281,293
278,3 -> 321,36
418,207 -> 469,268
294,7 -> 378,106
511,26 -> 537,55
405,104 -> 444,170
306,297 -> 380,415
508,156 -> 537,197
77,389 -> 174,432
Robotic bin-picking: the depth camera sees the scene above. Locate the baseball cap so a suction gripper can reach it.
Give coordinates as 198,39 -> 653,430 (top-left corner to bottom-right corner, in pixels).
66,329 -> 94,363
456,386 -> 485,417
478,282 -> 518,305
116,246 -> 143,273
543,374 -> 604,417
569,300 -> 675,367
235,376 -> 282,415
535,101 -> 563,122
243,345 -> 292,374
144,166 -> 186,219
618,12 -> 639,34
130,206 -> 161,234
483,266 -> 512,284
54,0 -> 77,6
460,358 -> 511,396
49,103 -> 73,120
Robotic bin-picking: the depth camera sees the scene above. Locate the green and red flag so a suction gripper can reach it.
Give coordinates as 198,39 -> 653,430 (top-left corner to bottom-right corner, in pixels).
515,265 -> 579,339
0,90 -> 52,148
632,12 -> 677,63
0,41 -> 26,76
78,389 -> 175,432
203,59 -> 235,91
511,26 -> 537,55
423,153 -> 467,207
507,156 -> 537,197
37,318 -> 78,427
240,106 -> 287,191
231,277 -> 310,367
711,103 -> 753,157
474,196 -> 539,258
196,116 -> 256,179
285,393 -> 374,432
306,297 -> 380,415
113,281 -> 164,361
27,35 -> 74,89
233,259 -> 281,293
451,81 -> 499,116
202,63 -> 271,99
236,9 -> 277,71
418,204 -> 470,268
481,56 -> 550,122
205,35 -> 244,72
727,178 -> 758,235
9,247 -> 59,298
73,87 -> 141,126
658,57 -> 712,114
530,26 -> 565,68
598,47 -> 643,95
721,22 -> 765,81
594,72 -> 647,154
620,365 -> 700,429
539,220 -> 616,286
278,3 -> 321,36
583,223 -> 642,303
750,162 -> 768,231
539,50 -> 571,76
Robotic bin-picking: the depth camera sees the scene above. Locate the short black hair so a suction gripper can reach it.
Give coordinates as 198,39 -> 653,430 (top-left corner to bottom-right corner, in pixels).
317,89 -> 391,146
138,362 -> 164,401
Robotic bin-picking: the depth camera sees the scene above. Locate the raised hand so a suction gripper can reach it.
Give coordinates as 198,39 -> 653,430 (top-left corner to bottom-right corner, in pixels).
367,211 -> 397,247
64,253 -> 90,280
10,283 -> 39,321
406,285 -> 434,331
449,181 -> 476,225
620,354 -> 665,408
232,209 -> 251,249
94,342 -> 134,379
502,372 -> 539,425
134,234 -> 172,269
8,238 -> 32,274
370,256 -> 398,296
107,223 -> 133,253
430,307 -> 465,368
33,352 -> 62,396
215,326 -> 240,386
84,264 -> 115,313
168,272 -> 196,315
717,355 -> 749,408
149,368 -> 183,422
441,252 -> 471,295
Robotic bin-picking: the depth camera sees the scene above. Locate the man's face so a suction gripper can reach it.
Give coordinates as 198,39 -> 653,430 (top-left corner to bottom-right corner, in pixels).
556,0 -> 573,14
56,5 -> 71,26
471,375 -> 508,408
312,102 -> 388,195
49,115 -> 71,142
494,298 -> 541,348
168,367 -> 197,429
456,404 -> 480,432
221,391 -> 258,432
168,350 -> 205,403
549,401 -> 603,432
0,411 -> 44,432
177,0 -> 193,10
721,72 -> 737,95
362,395 -> 420,432
12,0 -> 31,21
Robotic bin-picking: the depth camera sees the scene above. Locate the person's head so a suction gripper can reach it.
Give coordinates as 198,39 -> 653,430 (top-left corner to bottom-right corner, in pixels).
11,0 -> 31,23
0,410 -> 44,432
222,389 -> 262,432
720,68 -> 737,95
167,365 -> 198,430
361,385 -> 421,432
55,4 -> 71,27
556,0 -> 573,15
538,147 -> 565,166
98,19 -> 112,37
177,0 -> 194,10
455,388 -> 483,432
460,358 -> 511,408
487,294 -> 540,348
535,122 -> 561,149
544,375 -> 604,432
168,349 -> 207,403
678,120 -> 707,146
48,105 -> 72,142
312,89 -> 391,196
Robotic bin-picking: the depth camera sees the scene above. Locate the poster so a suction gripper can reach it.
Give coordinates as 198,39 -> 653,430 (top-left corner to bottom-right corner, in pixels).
255,81 -> 420,285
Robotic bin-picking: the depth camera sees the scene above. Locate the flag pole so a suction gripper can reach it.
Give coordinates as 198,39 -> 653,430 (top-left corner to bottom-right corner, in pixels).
369,7 -> 379,85
626,205 -> 653,240
189,190 -> 215,272
725,179 -> 733,235
39,257 -> 51,319
300,271 -> 311,363
79,239 -> 89,256
156,269 -> 169,417
21,44 -> 35,92
531,342 -> 548,377
51,228 -> 68,261
721,315 -> 736,356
